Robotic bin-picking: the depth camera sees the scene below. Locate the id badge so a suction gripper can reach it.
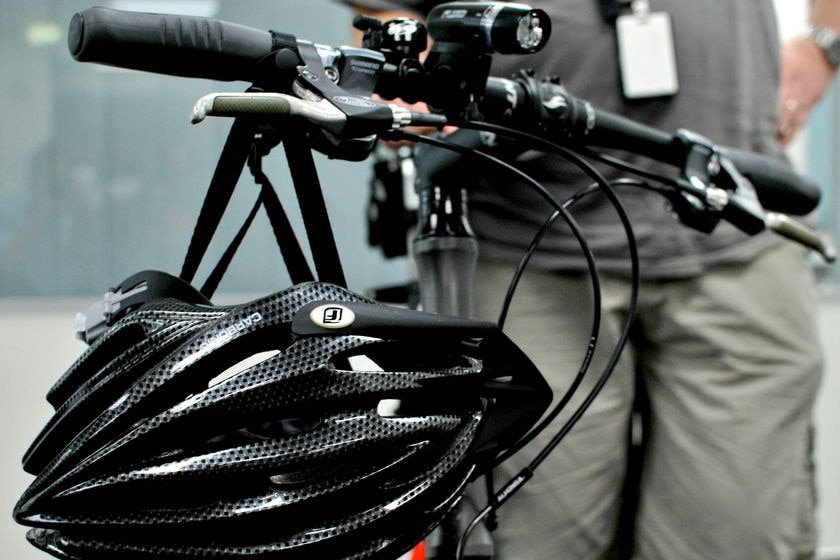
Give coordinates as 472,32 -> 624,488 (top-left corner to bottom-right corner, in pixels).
616,11 -> 679,99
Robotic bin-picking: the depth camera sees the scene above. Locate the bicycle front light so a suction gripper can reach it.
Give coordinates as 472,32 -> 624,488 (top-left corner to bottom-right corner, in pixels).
426,2 -> 551,54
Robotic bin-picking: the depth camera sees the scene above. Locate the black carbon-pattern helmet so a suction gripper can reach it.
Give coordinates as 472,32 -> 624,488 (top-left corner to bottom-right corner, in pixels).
15,272 -> 550,560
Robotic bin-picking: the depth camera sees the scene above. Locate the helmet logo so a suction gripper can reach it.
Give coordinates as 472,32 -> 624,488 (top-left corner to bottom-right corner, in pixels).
310,304 -> 355,329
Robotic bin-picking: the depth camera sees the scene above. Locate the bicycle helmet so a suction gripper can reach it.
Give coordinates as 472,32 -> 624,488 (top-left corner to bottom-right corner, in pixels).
14,271 -> 550,560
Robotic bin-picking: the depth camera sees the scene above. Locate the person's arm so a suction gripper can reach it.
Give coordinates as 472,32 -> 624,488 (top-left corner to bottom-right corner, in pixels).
776,0 -> 840,145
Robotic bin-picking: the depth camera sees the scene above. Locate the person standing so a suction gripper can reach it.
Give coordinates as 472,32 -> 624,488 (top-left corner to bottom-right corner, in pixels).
345,1 -> 837,558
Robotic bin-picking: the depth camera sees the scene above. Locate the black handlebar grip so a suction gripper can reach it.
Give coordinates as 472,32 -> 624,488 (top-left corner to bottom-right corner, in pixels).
68,7 -> 282,82
720,147 -> 821,215
580,107 -> 822,215
585,111 -> 822,215
572,103 -> 822,215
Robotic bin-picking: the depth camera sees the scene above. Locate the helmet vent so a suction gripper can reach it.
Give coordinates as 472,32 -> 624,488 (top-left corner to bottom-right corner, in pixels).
376,399 -> 403,418
346,354 -> 384,372
207,349 -> 282,389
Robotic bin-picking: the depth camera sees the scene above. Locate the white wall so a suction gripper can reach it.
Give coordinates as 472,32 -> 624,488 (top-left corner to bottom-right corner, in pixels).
815,298 -> 840,559
1,303 -> 89,559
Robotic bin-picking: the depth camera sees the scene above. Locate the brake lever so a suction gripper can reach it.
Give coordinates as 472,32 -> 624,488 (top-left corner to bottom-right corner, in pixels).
666,138 -> 835,262
715,156 -> 836,263
190,91 -> 346,131
765,213 -> 836,263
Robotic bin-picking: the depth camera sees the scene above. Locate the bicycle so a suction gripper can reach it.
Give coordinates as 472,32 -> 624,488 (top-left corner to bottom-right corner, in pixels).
13,3 -> 834,560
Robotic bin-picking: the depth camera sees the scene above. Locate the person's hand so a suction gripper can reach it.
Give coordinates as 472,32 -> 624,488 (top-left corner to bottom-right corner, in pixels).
776,35 -> 836,145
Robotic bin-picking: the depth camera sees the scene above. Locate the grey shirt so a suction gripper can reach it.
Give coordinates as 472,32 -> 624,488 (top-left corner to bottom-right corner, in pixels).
345,0 -> 785,278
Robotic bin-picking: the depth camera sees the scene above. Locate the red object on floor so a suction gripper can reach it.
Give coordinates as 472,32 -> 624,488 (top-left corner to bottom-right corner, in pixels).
410,540 -> 425,560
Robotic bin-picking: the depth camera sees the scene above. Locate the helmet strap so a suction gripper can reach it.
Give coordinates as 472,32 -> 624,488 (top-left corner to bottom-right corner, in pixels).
178,113 -> 347,299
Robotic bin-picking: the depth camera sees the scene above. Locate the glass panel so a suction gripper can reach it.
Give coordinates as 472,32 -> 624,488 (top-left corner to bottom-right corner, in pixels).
0,0 -> 409,297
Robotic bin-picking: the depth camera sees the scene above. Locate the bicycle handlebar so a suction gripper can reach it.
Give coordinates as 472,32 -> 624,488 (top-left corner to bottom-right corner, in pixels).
68,7 -> 290,83
67,4 -> 832,260
719,147 -> 820,216
482,75 -> 822,216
